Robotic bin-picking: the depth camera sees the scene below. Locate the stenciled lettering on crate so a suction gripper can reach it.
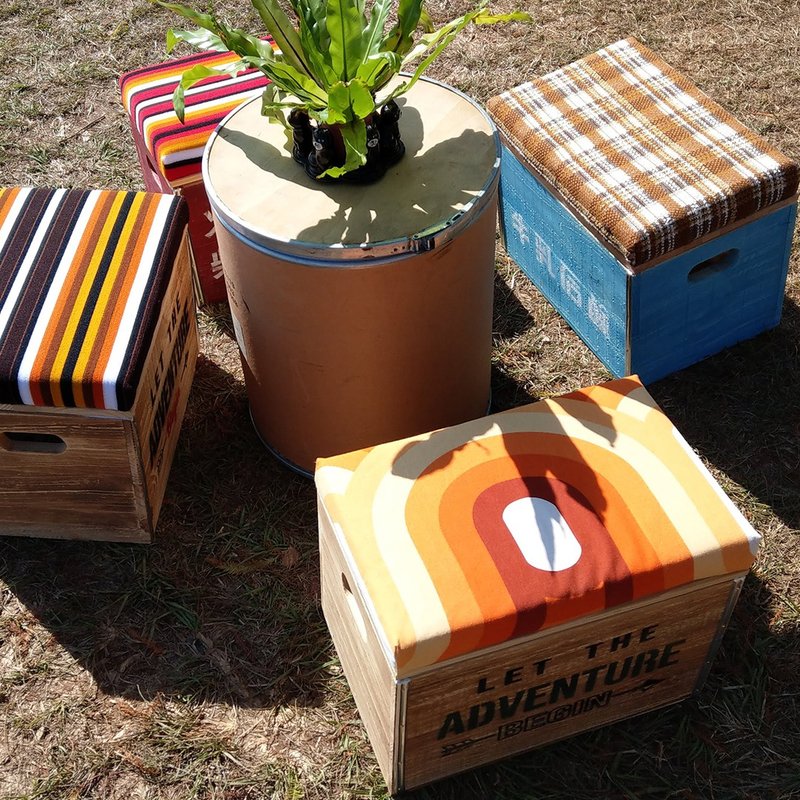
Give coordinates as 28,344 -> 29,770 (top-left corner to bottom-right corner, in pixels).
401,575 -> 739,788
134,235 -> 197,526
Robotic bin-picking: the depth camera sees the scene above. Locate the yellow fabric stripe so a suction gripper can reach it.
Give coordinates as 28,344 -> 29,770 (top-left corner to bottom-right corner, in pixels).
48,192 -> 127,407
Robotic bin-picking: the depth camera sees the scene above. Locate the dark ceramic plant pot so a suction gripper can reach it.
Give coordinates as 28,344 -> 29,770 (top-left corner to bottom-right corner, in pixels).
288,100 -> 406,184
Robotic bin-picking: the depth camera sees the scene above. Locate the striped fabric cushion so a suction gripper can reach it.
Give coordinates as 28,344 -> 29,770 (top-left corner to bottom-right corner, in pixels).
120,49 -> 271,186
316,376 -> 760,676
0,187 -> 188,411
488,38 -> 799,267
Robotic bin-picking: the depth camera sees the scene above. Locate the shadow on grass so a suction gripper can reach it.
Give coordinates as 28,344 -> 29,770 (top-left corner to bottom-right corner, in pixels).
491,268 -> 540,413
649,296 -> 800,530
0,355 -> 331,708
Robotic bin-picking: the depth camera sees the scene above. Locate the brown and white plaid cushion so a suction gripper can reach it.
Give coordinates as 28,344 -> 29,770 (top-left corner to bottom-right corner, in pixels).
487,38 -> 799,268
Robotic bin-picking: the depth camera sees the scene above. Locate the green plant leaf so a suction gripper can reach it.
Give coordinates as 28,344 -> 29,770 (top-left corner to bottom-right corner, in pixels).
319,118 -> 367,178
348,77 -> 376,117
386,2 -> 531,102
381,0 -> 423,56
354,50 -> 400,90
260,83 -> 297,129
324,78 -> 374,124
361,0 -> 392,57
171,63 -> 244,122
243,55 -> 328,106
250,0 -> 316,80
326,0 -> 367,82
166,27 -> 226,53
297,15 -> 336,86
474,9 -> 534,24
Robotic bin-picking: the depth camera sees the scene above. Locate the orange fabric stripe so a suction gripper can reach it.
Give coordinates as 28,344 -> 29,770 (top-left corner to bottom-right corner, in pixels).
50,192 -> 128,407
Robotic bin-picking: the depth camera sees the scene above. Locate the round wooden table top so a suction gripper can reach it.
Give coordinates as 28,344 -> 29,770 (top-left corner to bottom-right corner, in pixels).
203,78 -> 500,260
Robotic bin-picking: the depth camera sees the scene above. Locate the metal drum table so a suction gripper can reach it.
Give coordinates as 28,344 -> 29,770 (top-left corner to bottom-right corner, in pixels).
203,77 -> 501,474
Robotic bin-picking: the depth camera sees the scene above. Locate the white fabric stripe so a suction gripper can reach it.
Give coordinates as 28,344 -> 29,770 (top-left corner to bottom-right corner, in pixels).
0,189 -> 66,345
16,190 -> 104,406
101,195 -> 173,410
163,146 -> 207,167
315,465 -> 355,498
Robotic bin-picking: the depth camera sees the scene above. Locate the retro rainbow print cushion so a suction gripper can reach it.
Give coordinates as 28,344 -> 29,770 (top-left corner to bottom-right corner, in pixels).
316,377 -> 760,678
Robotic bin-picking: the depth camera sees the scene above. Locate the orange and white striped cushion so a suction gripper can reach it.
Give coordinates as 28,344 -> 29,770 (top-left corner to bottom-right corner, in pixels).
0,187 -> 188,411
316,376 -> 759,677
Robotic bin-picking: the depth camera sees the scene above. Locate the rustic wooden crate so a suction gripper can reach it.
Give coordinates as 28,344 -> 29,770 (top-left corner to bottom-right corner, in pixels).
488,38 -> 799,383
0,192 -> 197,543
120,52 -> 268,306
316,377 -> 759,792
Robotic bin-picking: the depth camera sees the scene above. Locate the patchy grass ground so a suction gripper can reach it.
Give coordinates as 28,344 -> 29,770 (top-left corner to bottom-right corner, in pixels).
1,0 -> 799,798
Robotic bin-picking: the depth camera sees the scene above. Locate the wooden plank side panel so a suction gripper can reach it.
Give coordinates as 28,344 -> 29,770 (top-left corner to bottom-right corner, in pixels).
402,575 -> 738,790
0,408 -> 146,542
132,230 -> 198,532
319,505 -> 399,790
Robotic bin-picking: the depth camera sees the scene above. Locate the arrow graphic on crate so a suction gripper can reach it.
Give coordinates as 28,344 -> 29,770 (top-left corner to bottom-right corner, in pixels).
612,678 -> 665,698
441,731 -> 496,757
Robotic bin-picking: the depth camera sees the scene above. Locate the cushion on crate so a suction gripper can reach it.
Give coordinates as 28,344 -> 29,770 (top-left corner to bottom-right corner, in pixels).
487,37 -> 799,267
120,49 -> 271,186
316,376 -> 760,677
0,186 -> 188,411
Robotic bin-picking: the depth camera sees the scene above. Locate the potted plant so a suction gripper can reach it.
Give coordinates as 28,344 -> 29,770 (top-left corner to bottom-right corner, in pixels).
154,0 -> 531,181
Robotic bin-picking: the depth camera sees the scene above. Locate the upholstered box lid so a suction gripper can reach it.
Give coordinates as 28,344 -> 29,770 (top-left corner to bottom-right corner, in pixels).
316,377 -> 760,678
487,38 -> 799,268
120,50 -> 270,185
0,187 -> 188,411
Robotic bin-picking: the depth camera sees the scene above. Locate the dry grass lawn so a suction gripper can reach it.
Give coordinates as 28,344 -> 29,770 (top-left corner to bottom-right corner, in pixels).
1,0 -> 799,797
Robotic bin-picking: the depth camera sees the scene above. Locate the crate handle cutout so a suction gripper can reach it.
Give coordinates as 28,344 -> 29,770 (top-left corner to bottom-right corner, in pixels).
0,431 -> 67,454
688,249 -> 739,282
341,573 -> 369,644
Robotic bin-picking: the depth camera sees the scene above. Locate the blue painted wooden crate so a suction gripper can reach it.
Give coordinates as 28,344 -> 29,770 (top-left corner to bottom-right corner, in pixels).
488,38 -> 799,383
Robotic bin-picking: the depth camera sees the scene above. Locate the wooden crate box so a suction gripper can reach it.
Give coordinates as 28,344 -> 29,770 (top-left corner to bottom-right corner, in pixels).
316,376 -> 759,792
487,38 -> 799,383
120,51 -> 269,306
0,187 -> 198,543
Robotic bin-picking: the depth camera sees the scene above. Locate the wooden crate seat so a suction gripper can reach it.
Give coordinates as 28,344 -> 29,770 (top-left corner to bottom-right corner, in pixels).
119,50 -> 270,305
316,376 -> 760,790
487,39 -> 798,382
0,186 -> 197,542
487,37 -> 798,268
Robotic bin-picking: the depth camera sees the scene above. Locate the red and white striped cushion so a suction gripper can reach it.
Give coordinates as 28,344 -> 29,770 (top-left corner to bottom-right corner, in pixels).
120,50 -> 270,186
